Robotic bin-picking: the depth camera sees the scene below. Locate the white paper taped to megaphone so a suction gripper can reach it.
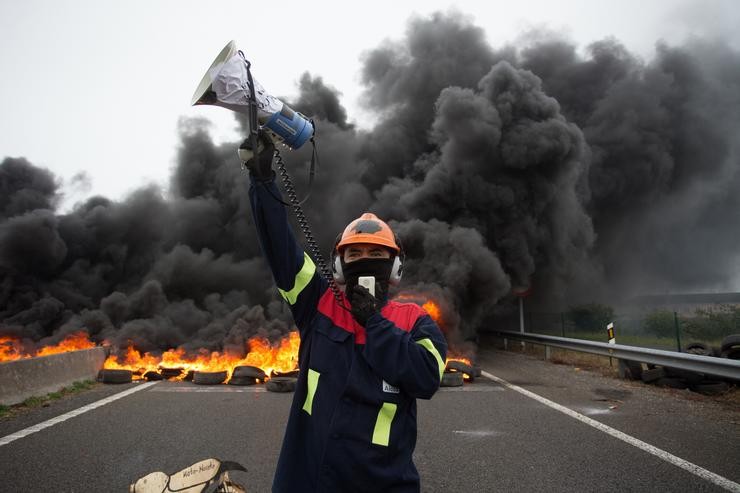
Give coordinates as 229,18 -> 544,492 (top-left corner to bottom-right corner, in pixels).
191,41 -> 314,149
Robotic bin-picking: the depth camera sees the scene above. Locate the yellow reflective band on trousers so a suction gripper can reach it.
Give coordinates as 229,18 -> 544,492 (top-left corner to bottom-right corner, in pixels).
415,338 -> 445,381
278,253 -> 316,305
302,369 -> 320,415
372,402 -> 397,446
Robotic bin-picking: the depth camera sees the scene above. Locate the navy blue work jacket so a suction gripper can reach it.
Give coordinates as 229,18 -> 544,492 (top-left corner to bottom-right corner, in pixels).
249,177 -> 447,493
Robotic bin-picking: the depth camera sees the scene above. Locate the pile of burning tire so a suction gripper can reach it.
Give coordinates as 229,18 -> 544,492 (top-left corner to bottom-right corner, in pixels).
98,360 -> 482,391
441,360 -> 482,387
619,334 -> 739,395
97,365 -> 300,392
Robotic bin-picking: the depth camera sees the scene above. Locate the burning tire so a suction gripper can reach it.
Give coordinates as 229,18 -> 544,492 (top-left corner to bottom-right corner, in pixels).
272,369 -> 300,378
97,369 -> 132,384
232,365 -> 266,381
445,360 -> 475,382
266,377 -> 297,392
144,370 -> 164,381
193,370 -> 228,385
229,376 -> 259,386
440,371 -> 464,387
159,367 -> 183,379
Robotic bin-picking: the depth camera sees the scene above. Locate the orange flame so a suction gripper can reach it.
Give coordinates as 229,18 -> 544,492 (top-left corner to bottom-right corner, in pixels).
422,301 -> 442,324
0,336 -> 25,362
0,332 -> 96,362
103,331 -> 301,380
446,356 -> 472,366
36,331 -> 96,357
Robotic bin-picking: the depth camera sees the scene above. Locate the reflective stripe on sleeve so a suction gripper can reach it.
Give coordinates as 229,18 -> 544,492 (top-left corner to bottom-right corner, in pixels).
415,338 -> 445,381
371,402 -> 397,446
302,369 -> 320,415
278,253 -> 316,305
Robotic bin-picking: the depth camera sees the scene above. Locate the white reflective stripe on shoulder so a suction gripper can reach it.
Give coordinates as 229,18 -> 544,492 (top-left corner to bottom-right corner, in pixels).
415,338 -> 445,381
278,252 -> 316,305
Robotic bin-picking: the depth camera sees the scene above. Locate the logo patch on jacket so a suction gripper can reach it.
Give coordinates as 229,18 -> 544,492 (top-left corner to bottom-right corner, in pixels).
382,380 -> 400,394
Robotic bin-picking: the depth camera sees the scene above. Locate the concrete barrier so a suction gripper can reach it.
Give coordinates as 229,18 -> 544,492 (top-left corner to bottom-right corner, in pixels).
0,347 -> 107,406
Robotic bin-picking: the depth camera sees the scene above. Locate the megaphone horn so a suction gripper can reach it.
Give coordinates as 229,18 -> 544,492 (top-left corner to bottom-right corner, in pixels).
191,40 -> 314,150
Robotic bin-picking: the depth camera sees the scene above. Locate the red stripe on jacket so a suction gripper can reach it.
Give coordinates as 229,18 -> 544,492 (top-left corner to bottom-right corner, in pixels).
317,290 -> 428,344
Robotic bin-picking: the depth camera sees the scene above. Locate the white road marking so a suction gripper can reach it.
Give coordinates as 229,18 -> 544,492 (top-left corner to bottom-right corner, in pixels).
452,430 -> 502,438
439,385 -> 504,392
576,406 -> 613,416
481,370 -> 740,492
0,382 -> 157,447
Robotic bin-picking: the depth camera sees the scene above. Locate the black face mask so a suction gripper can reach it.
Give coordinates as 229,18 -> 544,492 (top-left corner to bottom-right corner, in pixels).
342,257 -> 394,303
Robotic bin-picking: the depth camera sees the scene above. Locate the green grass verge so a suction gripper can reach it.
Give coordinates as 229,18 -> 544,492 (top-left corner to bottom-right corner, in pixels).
2,379 -> 97,419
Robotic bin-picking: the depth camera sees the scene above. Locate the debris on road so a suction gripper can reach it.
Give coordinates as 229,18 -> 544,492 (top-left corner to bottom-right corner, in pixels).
130,457 -> 246,493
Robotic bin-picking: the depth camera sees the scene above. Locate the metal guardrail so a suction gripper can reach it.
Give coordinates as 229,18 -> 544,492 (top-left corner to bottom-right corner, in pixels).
493,330 -> 740,381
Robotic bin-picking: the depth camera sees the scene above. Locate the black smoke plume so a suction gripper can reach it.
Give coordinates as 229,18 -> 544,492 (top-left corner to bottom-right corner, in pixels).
2,11 -> 739,355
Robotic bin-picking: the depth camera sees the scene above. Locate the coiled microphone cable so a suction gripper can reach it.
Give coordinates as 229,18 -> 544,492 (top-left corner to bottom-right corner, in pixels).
270,147 -> 345,305
240,50 -> 344,306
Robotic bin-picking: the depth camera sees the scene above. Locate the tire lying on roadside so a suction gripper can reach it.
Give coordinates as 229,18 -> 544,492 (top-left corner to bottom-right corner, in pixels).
684,342 -> 713,356
266,377 -> 297,393
618,360 -> 643,380
654,377 -> 689,389
440,371 -> 464,387
720,348 -> 740,360
720,334 -> 740,353
689,380 -> 729,396
192,370 -> 228,385
663,367 -> 704,385
97,369 -> 132,384
641,367 -> 666,383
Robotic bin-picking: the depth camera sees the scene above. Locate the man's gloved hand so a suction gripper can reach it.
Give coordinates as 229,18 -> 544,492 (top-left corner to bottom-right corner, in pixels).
238,131 -> 275,180
350,284 -> 382,326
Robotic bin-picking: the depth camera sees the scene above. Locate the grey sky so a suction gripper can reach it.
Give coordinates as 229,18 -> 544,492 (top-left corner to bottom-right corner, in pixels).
1,0 -> 738,209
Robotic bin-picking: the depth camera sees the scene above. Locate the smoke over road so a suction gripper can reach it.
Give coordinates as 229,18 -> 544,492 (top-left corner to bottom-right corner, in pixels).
2,12 -> 739,350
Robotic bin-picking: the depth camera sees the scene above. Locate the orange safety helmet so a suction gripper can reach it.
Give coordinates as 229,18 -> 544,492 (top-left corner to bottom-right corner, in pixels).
332,213 -> 405,285
335,213 -> 400,253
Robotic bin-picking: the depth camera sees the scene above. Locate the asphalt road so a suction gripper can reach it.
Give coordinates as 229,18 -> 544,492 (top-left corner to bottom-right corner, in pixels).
0,347 -> 738,492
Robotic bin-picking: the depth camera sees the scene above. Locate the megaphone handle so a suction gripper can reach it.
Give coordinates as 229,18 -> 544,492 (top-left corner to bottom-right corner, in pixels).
239,51 -> 261,148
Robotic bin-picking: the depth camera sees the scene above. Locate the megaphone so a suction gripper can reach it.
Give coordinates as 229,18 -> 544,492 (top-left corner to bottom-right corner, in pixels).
191,41 -> 314,150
